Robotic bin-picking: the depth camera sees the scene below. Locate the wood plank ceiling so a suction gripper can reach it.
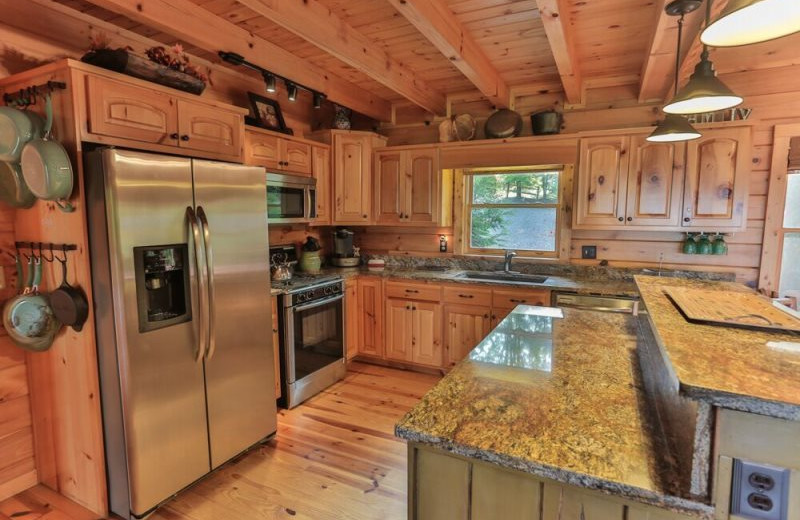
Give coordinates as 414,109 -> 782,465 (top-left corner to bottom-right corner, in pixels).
49,0 -> 743,120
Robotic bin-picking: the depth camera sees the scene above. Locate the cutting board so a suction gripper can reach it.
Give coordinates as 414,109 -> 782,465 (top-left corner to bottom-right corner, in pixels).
665,287 -> 800,333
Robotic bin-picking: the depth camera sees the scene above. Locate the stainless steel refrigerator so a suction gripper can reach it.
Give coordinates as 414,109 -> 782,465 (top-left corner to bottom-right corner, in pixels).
85,148 -> 277,519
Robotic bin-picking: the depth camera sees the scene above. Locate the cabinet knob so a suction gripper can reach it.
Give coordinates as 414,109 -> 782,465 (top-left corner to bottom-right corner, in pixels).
363,214 -> 368,219
180,135 -> 190,141
169,132 -> 179,140
684,217 -> 691,222
484,314 -> 489,319
618,217 -> 624,222
627,217 -> 632,222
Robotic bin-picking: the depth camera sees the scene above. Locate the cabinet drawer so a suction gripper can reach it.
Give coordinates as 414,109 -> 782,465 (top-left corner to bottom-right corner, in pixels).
443,285 -> 492,307
492,289 -> 550,309
385,281 -> 441,301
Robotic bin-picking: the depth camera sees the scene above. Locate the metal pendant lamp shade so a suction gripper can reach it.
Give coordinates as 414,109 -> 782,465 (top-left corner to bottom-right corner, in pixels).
701,0 -> 800,47
647,114 -> 702,142
662,53 -> 743,114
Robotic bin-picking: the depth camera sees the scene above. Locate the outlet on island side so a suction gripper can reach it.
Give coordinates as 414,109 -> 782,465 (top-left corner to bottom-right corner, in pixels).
731,459 -> 790,520
581,245 -> 597,259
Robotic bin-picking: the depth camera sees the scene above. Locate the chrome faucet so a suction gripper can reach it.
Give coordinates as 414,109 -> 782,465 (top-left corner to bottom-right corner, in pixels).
503,250 -> 517,273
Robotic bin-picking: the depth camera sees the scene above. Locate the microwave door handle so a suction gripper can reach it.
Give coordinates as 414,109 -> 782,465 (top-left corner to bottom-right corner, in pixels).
197,206 -> 216,360
187,206 -> 207,362
292,293 -> 344,313
307,187 -> 317,220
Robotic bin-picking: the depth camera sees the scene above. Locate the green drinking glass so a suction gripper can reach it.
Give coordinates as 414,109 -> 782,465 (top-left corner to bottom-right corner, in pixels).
697,233 -> 712,255
682,233 -> 697,254
712,234 -> 728,255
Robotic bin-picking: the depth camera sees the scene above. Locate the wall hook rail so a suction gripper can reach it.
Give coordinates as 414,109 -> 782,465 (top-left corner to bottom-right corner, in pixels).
3,81 -> 67,107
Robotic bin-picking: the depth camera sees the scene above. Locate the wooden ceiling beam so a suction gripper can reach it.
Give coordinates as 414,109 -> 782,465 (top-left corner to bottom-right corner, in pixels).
535,0 -> 582,105
385,0 -> 510,109
639,1 -> 681,102
234,0 -> 447,116
80,0 -> 393,121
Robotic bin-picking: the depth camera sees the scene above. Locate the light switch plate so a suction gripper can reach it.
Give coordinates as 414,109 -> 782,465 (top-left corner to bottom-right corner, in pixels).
581,245 -> 597,259
731,459 -> 790,520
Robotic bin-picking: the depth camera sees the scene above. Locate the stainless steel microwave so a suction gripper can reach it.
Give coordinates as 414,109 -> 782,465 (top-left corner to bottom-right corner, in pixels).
266,172 -> 317,223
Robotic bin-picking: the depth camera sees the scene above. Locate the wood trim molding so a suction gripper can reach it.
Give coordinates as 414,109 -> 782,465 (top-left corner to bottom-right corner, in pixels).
236,0 -> 447,115
534,0 -> 582,105
80,0 -> 393,122
385,0 -> 510,109
758,123 -> 800,294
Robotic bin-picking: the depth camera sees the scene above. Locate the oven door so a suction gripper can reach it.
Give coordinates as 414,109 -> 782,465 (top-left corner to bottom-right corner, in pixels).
266,173 -> 315,223
285,294 -> 344,385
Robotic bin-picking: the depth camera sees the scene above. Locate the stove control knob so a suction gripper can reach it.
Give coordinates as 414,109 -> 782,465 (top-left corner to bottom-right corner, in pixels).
297,293 -> 307,303
305,291 -> 315,300
332,284 -> 341,294
323,286 -> 333,295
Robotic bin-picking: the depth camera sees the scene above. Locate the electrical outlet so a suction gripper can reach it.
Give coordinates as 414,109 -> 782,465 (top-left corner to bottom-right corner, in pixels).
581,245 -> 597,259
731,459 -> 790,520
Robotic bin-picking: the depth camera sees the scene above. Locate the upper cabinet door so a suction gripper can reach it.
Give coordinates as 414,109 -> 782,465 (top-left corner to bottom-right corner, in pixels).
626,136 -> 685,227
177,99 -> 242,158
86,75 -> 178,145
334,134 -> 372,223
311,145 -> 331,225
683,127 -> 751,230
406,148 -> 440,224
575,136 -> 630,228
374,150 -> 405,224
281,139 -> 312,175
244,130 -> 280,170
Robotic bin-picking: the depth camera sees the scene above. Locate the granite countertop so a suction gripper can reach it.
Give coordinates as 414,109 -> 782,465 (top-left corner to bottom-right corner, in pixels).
395,305 -> 713,518
318,266 -> 640,297
636,275 -> 800,420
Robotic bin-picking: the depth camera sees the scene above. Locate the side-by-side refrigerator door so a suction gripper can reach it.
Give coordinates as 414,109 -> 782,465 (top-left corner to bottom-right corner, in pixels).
91,149 -> 211,518
192,160 -> 277,468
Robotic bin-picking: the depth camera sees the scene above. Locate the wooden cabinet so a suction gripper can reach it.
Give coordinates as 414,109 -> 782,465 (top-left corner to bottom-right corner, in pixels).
444,304 -> 492,367
542,483 -> 625,520
311,145 -> 332,224
385,297 -> 443,367
85,74 -> 244,160
271,296 -> 281,399
575,134 -> 684,229
683,127 -> 750,230
491,288 -> 551,326
244,127 -> 312,175
345,278 -> 359,361
311,130 -> 387,224
374,146 -> 447,226
357,277 -> 383,358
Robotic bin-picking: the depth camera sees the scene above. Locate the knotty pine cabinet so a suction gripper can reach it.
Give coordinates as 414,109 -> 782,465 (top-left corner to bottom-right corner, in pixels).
574,128 -> 750,232
491,288 -> 551,327
244,126 -> 313,175
385,299 -> 443,367
442,285 -> 493,368
85,74 -> 244,161
345,278 -> 359,361
356,277 -> 383,359
374,146 -> 450,226
311,145 -> 332,225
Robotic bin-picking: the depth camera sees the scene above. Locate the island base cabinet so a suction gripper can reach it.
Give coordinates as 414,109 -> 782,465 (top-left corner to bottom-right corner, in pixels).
543,483 -> 624,519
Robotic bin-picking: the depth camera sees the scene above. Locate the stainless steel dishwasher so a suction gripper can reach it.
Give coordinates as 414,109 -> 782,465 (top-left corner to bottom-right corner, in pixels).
552,292 -> 642,315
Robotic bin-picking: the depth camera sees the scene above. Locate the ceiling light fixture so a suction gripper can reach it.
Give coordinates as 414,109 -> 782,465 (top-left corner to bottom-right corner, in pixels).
287,83 -> 298,102
701,0 -> 800,47
263,72 -> 277,93
313,92 -> 324,109
663,0 -> 743,114
648,0 -> 703,142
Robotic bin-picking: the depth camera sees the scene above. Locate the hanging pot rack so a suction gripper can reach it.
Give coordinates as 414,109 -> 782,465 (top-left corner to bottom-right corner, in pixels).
2,81 -> 67,107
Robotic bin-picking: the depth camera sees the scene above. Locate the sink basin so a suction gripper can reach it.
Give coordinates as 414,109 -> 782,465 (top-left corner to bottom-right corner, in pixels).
456,271 -> 548,284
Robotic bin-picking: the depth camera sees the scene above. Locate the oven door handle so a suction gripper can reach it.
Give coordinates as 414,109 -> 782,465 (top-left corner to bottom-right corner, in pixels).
293,293 -> 344,313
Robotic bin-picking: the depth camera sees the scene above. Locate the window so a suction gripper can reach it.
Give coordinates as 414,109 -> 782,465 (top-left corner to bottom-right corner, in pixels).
462,166 -> 564,257
778,168 -> 800,299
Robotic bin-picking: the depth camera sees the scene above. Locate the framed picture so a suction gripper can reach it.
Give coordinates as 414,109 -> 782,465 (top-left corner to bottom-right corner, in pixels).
248,92 -> 289,134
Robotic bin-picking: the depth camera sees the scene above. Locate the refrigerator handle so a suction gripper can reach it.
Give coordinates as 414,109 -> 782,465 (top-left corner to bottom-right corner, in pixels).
187,206 -> 208,363
197,206 -> 216,360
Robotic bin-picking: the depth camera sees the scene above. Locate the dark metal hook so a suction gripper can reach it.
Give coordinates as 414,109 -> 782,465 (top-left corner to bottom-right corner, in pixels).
40,242 -> 54,262
55,244 -> 69,263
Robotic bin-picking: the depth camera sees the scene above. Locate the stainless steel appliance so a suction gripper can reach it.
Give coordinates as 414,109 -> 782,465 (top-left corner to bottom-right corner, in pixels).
86,148 -> 277,519
266,172 -> 316,223
552,292 -> 641,315
276,276 -> 346,408
331,228 -> 359,267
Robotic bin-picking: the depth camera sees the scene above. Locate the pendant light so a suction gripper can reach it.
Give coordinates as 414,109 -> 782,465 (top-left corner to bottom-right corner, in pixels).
701,0 -> 800,47
648,0 -> 703,142
663,0 -> 743,114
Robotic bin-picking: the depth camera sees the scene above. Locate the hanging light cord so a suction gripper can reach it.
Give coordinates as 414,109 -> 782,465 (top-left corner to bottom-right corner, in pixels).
674,11 -> 685,97
699,0 -> 711,64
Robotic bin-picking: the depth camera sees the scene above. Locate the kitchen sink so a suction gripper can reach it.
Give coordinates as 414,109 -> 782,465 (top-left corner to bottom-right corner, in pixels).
456,271 -> 549,284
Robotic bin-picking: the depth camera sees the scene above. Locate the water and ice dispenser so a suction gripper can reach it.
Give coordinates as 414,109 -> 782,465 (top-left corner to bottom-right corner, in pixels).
134,244 -> 192,332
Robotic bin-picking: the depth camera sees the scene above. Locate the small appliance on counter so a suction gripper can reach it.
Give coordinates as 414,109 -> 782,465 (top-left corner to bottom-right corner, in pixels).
331,228 -> 360,267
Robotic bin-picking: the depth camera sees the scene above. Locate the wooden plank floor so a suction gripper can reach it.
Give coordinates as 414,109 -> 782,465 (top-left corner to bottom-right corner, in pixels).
0,362 -> 441,520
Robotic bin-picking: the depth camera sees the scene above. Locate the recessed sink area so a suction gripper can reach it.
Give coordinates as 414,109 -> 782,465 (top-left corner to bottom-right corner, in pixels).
456,271 -> 549,284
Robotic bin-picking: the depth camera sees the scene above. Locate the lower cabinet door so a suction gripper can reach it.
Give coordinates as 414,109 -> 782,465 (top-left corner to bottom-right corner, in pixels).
542,483 -> 625,520
410,301 -> 443,367
385,298 -> 413,362
414,448 -> 470,520
444,304 -> 492,367
471,464 -> 541,520
357,278 -> 383,358
345,278 -> 359,360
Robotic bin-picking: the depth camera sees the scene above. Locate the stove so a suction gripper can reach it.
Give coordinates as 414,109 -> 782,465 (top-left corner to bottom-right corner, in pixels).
271,273 -> 344,295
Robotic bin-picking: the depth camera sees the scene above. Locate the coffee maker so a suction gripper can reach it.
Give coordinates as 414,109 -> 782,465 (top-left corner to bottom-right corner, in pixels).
332,228 -> 360,267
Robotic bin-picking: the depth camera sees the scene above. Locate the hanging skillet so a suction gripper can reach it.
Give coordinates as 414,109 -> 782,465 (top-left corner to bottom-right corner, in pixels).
3,254 -> 61,352
49,250 -> 89,331
485,108 -> 523,139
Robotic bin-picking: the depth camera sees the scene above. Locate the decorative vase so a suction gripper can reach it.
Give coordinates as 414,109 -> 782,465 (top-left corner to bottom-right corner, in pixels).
333,104 -> 352,130
299,250 -> 322,273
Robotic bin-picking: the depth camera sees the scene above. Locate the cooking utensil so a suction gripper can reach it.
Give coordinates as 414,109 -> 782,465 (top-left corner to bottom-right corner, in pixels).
485,109 -> 523,139
20,94 -> 74,212
271,253 -> 293,281
302,236 -> 321,252
438,114 -> 476,142
531,110 -> 563,135
0,105 -> 44,162
50,253 -> 89,331
0,161 -> 36,208
3,256 -> 61,351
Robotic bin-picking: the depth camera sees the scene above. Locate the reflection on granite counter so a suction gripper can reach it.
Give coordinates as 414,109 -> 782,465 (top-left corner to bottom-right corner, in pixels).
395,305 -> 713,518
636,275 -> 800,420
